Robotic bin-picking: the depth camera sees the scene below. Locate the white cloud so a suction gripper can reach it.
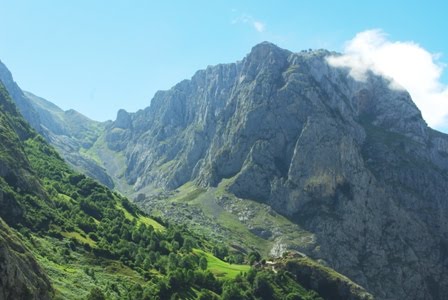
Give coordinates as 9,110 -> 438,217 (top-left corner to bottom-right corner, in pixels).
232,14 -> 265,33
327,29 -> 448,130
253,21 -> 265,33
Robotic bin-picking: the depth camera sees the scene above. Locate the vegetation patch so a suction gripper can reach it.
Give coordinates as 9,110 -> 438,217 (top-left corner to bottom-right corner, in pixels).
194,249 -> 250,279
116,201 -> 165,231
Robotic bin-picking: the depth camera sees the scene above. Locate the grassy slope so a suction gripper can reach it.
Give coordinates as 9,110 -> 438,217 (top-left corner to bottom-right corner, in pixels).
116,201 -> 165,231
24,234 -> 144,299
83,132 -> 132,194
193,249 -> 250,279
142,179 -> 314,257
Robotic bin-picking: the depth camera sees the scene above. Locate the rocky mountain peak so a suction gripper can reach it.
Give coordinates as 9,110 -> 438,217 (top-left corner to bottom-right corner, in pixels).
239,42 -> 291,82
0,61 -> 43,132
248,41 -> 290,59
114,109 -> 132,129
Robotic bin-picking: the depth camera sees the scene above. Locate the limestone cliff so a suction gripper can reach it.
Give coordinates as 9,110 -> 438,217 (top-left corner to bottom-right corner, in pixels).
101,42 -> 448,299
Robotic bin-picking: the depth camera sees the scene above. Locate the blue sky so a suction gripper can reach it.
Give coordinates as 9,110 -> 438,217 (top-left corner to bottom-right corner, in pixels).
1,1 -> 447,131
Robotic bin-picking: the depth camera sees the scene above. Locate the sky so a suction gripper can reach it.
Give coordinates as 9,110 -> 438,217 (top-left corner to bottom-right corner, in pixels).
0,0 -> 447,131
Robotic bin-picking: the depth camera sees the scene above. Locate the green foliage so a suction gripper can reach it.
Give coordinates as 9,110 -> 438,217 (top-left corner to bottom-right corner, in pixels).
86,287 -> 106,300
286,292 -> 304,300
212,244 -> 229,260
193,249 -> 250,280
198,289 -> 219,300
247,251 -> 261,265
253,272 -> 274,299
200,256 -> 208,270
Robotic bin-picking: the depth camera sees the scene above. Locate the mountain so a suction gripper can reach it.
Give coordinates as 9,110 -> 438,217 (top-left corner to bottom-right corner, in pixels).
23,91 -> 115,188
2,42 -> 448,299
0,73 -> 371,299
88,42 -> 447,299
0,60 -> 114,188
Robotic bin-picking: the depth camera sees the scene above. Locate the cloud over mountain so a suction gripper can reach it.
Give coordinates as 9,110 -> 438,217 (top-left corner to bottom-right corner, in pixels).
327,29 -> 448,130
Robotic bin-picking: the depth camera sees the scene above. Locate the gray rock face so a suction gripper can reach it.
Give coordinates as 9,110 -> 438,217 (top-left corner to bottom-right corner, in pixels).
106,109 -> 133,152
0,218 -> 53,300
101,43 -> 448,299
0,61 -> 42,131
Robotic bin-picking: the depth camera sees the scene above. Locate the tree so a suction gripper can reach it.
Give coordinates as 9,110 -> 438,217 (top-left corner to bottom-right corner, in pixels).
171,240 -> 180,251
182,237 -> 195,252
168,252 -> 179,270
212,245 -> 228,260
221,282 -> 247,300
86,287 -> 106,300
130,283 -> 144,299
286,292 -> 304,300
253,273 -> 274,300
198,289 -> 218,300
199,256 -> 208,270
80,200 -> 103,220
143,257 -> 152,269
157,279 -> 171,299
247,251 -> 261,265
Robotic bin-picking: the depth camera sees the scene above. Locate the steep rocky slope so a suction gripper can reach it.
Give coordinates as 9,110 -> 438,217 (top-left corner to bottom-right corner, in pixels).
97,43 -> 448,299
0,82 -> 53,299
0,60 -> 113,188
0,219 -> 53,300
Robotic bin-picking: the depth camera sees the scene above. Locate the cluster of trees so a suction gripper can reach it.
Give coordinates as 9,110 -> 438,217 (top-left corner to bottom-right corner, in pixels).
85,266 -> 322,300
220,269 -> 323,300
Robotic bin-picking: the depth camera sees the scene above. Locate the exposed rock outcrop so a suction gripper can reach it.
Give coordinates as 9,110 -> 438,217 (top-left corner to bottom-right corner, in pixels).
284,257 -> 374,300
0,218 -> 53,300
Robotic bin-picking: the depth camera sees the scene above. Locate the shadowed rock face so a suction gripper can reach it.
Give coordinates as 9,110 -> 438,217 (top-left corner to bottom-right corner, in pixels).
0,82 -> 53,298
0,219 -> 53,300
100,43 -> 448,299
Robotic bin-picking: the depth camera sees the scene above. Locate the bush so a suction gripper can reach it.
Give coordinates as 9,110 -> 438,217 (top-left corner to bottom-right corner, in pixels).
86,287 -> 106,300
286,292 -> 304,300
